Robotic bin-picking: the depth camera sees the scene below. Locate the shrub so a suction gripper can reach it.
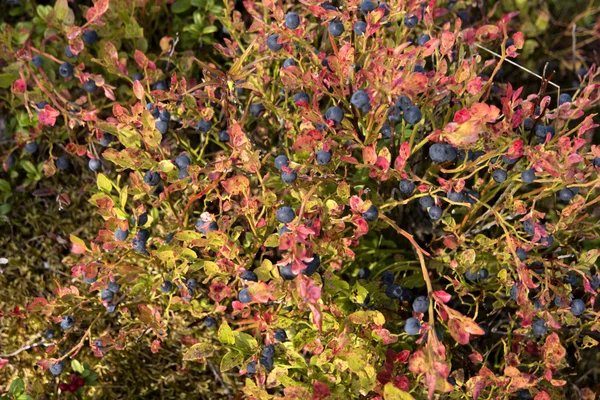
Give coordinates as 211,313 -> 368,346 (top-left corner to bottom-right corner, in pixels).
1,0 -> 600,399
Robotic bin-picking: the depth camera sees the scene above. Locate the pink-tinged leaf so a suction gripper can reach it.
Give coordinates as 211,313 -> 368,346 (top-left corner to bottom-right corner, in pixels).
133,80 -> 144,100
0,358 -> 7,370
512,32 -> 524,49
466,77 -> 483,94
440,31 -> 454,55
578,114 -> 599,136
454,109 -> 470,123
373,327 -> 398,345
308,303 -> 322,332
65,26 -> 82,40
396,350 -> 410,363
27,297 -> 49,313
12,78 -> 26,93
313,381 -> 331,399
433,290 -> 451,303
475,25 -> 501,41
469,352 -> 483,364
220,175 -> 250,196
134,49 -> 148,70
86,0 -> 109,24
534,392 -> 551,400
541,333 -> 566,368
448,318 -> 470,345
363,144 -> 377,165
150,339 -> 161,354
39,106 -> 60,126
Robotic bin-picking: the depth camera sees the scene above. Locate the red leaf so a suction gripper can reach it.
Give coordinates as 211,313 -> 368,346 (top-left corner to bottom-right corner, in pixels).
313,381 -> 331,399
0,358 -> 8,370
396,350 -> 410,363
433,290 -> 451,304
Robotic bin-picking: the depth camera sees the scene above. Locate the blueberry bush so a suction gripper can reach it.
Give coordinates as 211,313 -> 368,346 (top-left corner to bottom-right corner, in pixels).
1,0 -> 600,398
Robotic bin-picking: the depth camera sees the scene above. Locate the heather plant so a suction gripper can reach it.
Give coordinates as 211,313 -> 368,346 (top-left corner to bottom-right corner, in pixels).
1,0 -> 600,399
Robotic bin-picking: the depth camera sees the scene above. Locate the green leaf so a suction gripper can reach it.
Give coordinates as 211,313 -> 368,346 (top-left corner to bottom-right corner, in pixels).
171,0 -> 192,13
202,25 -> 218,34
96,173 -> 112,193
348,310 -> 385,325
183,342 -> 214,360
71,359 -> 85,374
0,179 -> 11,193
9,378 -> 24,396
54,0 -> 69,22
383,383 -> 415,400
218,321 -> 235,345
0,73 -> 16,89
21,160 -> 38,175
220,350 -> 243,372
233,331 -> 258,353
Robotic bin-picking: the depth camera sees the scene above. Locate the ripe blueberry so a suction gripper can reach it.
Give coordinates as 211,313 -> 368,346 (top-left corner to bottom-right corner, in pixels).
274,328 -> 287,342
266,34 -> 283,51
249,103 -> 266,118
428,205 -> 442,220
197,120 -> 212,132
362,205 -> 378,222
360,0 -> 376,15
571,299 -> 585,316
385,284 -> 403,299
241,270 -> 258,282
492,169 -> 507,183
144,171 -> 161,186
358,268 -> 370,279
160,281 -> 173,293
559,93 -> 572,105
59,62 -> 74,78
65,45 -> 77,59
417,34 -> 431,46
419,195 -> 434,208
60,316 -> 75,331
325,106 -> 344,124
281,170 -> 297,184
88,158 -> 101,171
83,79 -> 97,93
429,143 -> 447,162
56,156 -> 69,170
115,228 -> 128,241
399,179 -> 415,194
316,149 -> 332,165
280,264 -> 298,280
412,296 -> 429,313
285,12 -> 300,29
175,154 -> 191,169
156,120 -> 169,135
404,15 -> 418,28
32,55 -> 43,67
274,155 -> 289,170
353,21 -> 367,36
532,319 -> 547,336
283,58 -> 297,68
301,254 -> 320,276
404,317 -> 421,335
82,30 -> 98,45
293,92 -> 309,105
395,95 -> 412,111
381,271 -> 395,285
276,206 -> 295,224
328,19 -> 344,37
403,106 -> 422,125
204,316 -> 217,328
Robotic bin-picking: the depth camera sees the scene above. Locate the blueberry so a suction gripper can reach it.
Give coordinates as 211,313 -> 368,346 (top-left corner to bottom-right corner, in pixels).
558,188 -> 575,202
571,299 -> 585,316
417,34 -> 431,46
108,281 -> 120,293
532,319 -> 547,336
276,206 -> 295,223
100,289 -> 114,302
83,79 -> 97,93
239,288 -> 252,303
82,30 -> 98,45
154,80 -> 167,91
590,275 -> 600,291
429,143 -> 447,162
387,105 -> 401,122
147,103 -> 160,118
465,270 -> 478,281
358,268 -> 370,279
403,106 -> 422,125
156,120 -> 169,135
144,171 -> 161,186
55,156 -> 69,170
65,45 -> 77,59
381,271 -> 395,285
377,2 -> 390,16
204,316 -> 217,328
281,170 -> 297,184
274,328 -> 288,342
160,281 -> 173,293
594,157 -> 600,168
283,58 -> 297,68
404,317 -> 421,335
112,227 -> 128,242
285,12 -> 300,29
325,106 -> 344,124
249,103 -> 266,118
316,150 -> 332,165
84,274 -> 97,284
517,389 -> 532,399
293,92 -> 309,105
516,248 -> 527,261
274,155 -> 289,170
266,34 -> 283,51
396,95 -> 412,111
447,190 -> 465,203
137,213 -> 149,227
534,124 -> 547,138
353,21 -> 367,36
59,62 -> 74,78
492,169 -> 507,183
246,361 -> 257,375
49,361 -> 64,376
32,55 -> 43,67
510,285 -> 518,300
60,316 -> 75,331
278,226 -> 291,236
195,219 -> 218,234
412,296 -> 429,313
301,254 -> 320,276
478,268 -> 489,280
428,206 -> 442,220
175,154 -> 191,170
540,235 -> 553,248
403,287 -> 415,303
159,110 -> 171,122
328,19 -> 344,37
523,219 -> 535,236
241,270 -> 258,282
502,155 -> 519,165
24,142 -> 38,154
360,0 -> 376,15
260,354 -> 274,369
280,264 -> 298,280
132,73 -> 144,81
523,118 -> 532,130
351,90 -> 370,111
399,179 -> 415,195
559,93 -> 572,105
218,130 -> 230,142
448,377 -> 457,386
36,100 -> 49,110
404,15 -> 418,28
385,284 -> 403,299
99,133 -> 113,146
197,120 -> 212,132
362,205 -> 378,222
262,344 -> 275,358
419,195 -> 434,208
186,278 -> 198,289
380,122 -> 392,139
132,237 -> 148,255
465,190 -> 479,205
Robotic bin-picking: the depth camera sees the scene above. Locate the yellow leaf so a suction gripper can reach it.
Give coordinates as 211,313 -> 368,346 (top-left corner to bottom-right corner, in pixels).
183,343 -> 214,361
218,321 -> 235,345
384,383 -> 415,400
